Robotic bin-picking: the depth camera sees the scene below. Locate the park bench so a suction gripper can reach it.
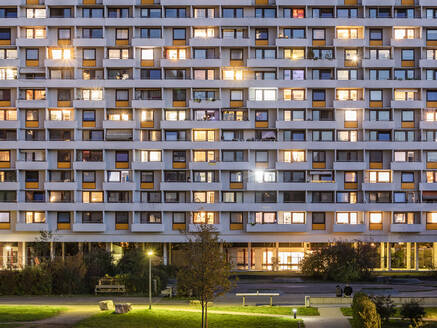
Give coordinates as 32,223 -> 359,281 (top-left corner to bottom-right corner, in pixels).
235,291 -> 280,306
95,277 -> 126,295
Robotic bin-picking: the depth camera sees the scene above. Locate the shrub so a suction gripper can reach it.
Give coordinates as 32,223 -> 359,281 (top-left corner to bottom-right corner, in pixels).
17,266 -> 52,295
49,256 -> 87,294
0,270 -> 19,295
83,248 -> 115,293
352,292 -> 381,328
371,295 -> 396,323
400,299 -> 425,324
300,242 -> 378,282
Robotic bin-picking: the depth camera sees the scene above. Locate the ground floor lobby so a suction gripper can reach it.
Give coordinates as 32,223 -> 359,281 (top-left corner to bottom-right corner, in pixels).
1,241 -> 436,272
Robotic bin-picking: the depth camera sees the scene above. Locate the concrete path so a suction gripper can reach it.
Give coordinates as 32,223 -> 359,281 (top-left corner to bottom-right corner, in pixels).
304,307 -> 351,328
15,305 -> 99,328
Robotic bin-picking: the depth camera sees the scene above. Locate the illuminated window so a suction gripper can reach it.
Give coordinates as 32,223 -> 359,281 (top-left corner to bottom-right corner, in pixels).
167,48 -> 186,60
369,171 -> 391,183
394,89 -> 417,101
282,212 -> 305,224
254,170 -> 276,183
252,88 -> 277,101
141,49 -> 154,60
369,212 -> 382,224
0,68 -> 17,80
165,110 -> 185,121
141,110 -> 153,121
82,191 -> 103,203
50,109 -> 72,121
140,150 -> 161,162
223,70 -> 243,80
193,211 -> 215,224
284,89 -> 305,101
51,48 -> 71,60
337,28 -> 358,39
255,212 -> 276,224
426,212 -> 437,224
337,130 -> 357,142
336,212 -> 359,224
193,28 -> 215,38
284,150 -> 305,162
394,28 -> 415,39
193,150 -> 215,162
82,89 -> 103,100
193,191 -> 215,203
336,89 -> 358,101
284,49 -> 305,60
193,130 -> 215,142
26,28 -> 45,39
25,211 -> 45,223
344,110 -> 357,121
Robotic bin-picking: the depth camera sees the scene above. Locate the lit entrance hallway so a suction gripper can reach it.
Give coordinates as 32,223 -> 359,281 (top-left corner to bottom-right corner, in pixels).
304,308 -> 351,328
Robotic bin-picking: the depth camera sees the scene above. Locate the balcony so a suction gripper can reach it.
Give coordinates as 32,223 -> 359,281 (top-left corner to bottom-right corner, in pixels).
221,38 -> 251,47
73,161 -> 106,170
102,120 -> 136,129
333,161 -> 366,170
102,182 -> 136,191
363,0 -> 394,4
103,59 -> 135,67
189,99 -> 221,109
16,38 -> 49,47
390,162 -> 425,170
132,99 -> 164,108
275,161 -> 311,170
362,120 -> 395,129
132,38 -> 165,47
275,38 -> 309,47
390,224 -> 424,233
16,161 -> 48,170
419,183 -> 437,191
362,182 -> 395,191
189,38 -> 222,47
73,99 -> 105,108
15,223 -> 49,232
16,99 -> 48,108
362,59 -> 395,68
276,100 -> 311,108
246,223 -> 308,233
131,223 -> 164,232
73,38 -> 105,47
419,59 -> 437,68
333,100 -> 365,109
188,224 -> 221,232
276,120 -> 336,129
44,120 -> 77,129
72,223 -> 105,232
333,39 -> 365,47
44,182 -> 77,190
390,39 -> 423,48
131,162 -> 164,170
390,100 -> 423,109
0,120 -> 19,129
420,121 -> 437,129
333,224 -> 366,233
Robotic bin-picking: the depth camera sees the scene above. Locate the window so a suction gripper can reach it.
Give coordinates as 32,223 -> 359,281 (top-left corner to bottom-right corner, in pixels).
426,213 -> 437,224
337,70 -> 357,80
312,90 -> 325,101
140,150 -> 161,162
193,212 -> 216,224
281,212 -> 305,224
140,28 -> 161,39
0,49 -> 17,59
255,8 -> 276,18
427,91 -> 437,102
223,70 -> 243,81
82,191 -> 103,203
255,49 -> 275,59
312,192 -> 334,203
337,8 -> 358,18
336,212 -> 359,224
393,212 -> 419,224
401,49 -> 414,61
193,28 -> 215,38
394,89 -> 417,101
283,171 -> 305,182
194,8 -> 215,18
193,191 -> 215,203
284,150 -> 305,162
427,30 -> 437,41
116,29 -> 128,40
141,8 -> 161,18
255,29 -> 268,41
284,69 -> 304,81
281,28 -> 305,39
284,49 -> 305,60
401,172 -> 414,183
336,89 -> 359,101
26,49 -> 39,61
312,212 -> 325,224
140,212 -> 161,224
165,8 -> 186,18
252,89 -> 277,101
173,28 -> 186,40
108,8 -> 129,18
312,29 -> 325,40
25,212 -> 45,224
82,8 -> 103,18
369,171 -> 391,183
194,150 -> 216,162
167,48 -> 186,60
51,48 -> 71,60
284,8 -> 305,18
26,8 -> 45,18
394,28 -> 415,39
222,150 -> 243,162
58,28 -> 71,40
26,28 -> 45,39
337,28 -> 358,39
82,28 -> 103,38
255,212 -> 276,224
222,8 -> 243,18
109,48 -> 129,59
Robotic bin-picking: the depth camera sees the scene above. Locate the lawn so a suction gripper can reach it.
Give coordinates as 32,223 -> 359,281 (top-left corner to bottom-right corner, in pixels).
0,305 -> 66,323
157,304 -> 319,316
74,309 -> 302,328
341,306 -> 437,319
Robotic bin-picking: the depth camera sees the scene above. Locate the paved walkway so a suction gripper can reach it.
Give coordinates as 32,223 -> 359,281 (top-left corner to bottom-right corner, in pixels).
10,305 -> 99,328
304,308 -> 351,328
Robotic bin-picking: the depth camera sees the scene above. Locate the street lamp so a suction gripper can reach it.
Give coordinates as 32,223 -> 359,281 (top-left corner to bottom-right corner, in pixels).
147,250 -> 154,310
292,308 -> 297,319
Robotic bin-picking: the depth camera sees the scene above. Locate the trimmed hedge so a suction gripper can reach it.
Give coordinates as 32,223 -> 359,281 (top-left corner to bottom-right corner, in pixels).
352,292 -> 381,328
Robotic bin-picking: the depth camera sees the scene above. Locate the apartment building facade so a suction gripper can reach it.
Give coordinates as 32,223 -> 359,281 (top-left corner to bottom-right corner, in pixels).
0,0 -> 437,271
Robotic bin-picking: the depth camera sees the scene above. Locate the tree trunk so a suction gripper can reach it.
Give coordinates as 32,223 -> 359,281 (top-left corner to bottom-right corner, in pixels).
205,303 -> 208,328
201,300 -> 204,328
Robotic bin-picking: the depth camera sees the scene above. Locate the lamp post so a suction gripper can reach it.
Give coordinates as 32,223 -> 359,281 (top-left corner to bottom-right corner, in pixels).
147,250 -> 154,310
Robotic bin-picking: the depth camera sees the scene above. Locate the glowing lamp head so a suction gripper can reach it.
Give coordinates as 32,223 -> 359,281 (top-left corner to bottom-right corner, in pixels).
293,308 -> 297,313
147,250 -> 154,256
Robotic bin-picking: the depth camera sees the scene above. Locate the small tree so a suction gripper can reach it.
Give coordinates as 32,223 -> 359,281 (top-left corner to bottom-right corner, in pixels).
177,224 -> 232,328
400,299 -> 425,324
352,292 -> 381,328
300,242 -> 378,282
371,295 -> 396,324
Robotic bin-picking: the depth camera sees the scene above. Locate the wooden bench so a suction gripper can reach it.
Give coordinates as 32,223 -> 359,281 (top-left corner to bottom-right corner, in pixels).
95,277 -> 126,295
236,291 -> 280,306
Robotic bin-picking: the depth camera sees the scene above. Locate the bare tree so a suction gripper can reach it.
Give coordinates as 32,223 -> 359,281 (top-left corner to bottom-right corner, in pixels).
177,224 -> 232,328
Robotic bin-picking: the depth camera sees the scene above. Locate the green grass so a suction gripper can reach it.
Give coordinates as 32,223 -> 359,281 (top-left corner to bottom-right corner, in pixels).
74,309 -> 302,328
157,304 -> 318,316
341,306 -> 437,319
0,305 -> 66,323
